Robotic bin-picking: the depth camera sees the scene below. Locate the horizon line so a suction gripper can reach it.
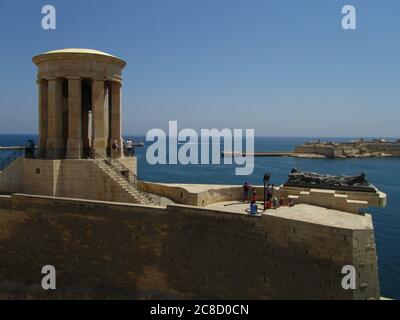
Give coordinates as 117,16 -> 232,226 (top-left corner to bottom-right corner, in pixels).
0,133 -> 398,139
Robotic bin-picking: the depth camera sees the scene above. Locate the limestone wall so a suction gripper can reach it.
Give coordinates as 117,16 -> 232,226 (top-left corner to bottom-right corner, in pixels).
286,189 -> 368,214
334,147 -> 360,157
118,157 -> 137,175
294,145 -> 336,157
0,158 -> 24,194
0,194 -> 380,299
279,186 -> 386,209
138,182 -> 199,205
295,142 -> 400,157
0,158 -> 138,203
360,142 -> 400,153
139,182 -> 243,206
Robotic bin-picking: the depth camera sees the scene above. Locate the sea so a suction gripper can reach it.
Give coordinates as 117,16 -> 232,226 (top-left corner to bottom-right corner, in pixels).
1,134 -> 399,299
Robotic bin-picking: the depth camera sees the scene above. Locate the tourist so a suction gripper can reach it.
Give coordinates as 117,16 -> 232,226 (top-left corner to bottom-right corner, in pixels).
121,139 -> 125,156
126,139 -> 133,156
112,140 -> 119,158
242,182 -> 249,202
25,140 -> 35,159
247,183 -> 253,201
252,190 -> 257,202
250,201 -> 258,214
130,139 -> 136,156
267,184 -> 273,201
272,197 -> 280,209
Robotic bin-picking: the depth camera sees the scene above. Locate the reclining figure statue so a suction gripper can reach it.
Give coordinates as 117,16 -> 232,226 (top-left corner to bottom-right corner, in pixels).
286,168 -> 372,188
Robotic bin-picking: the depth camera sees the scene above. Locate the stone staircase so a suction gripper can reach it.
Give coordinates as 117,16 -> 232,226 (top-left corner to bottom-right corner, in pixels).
95,159 -> 160,206
287,189 -> 368,214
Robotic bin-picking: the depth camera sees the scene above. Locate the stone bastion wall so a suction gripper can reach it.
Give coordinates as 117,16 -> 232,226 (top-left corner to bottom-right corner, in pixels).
295,143 -> 400,157
0,193 -> 379,299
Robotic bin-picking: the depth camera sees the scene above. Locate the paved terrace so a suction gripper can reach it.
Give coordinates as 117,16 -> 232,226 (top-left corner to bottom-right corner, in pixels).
140,182 -> 386,213
205,201 -> 373,230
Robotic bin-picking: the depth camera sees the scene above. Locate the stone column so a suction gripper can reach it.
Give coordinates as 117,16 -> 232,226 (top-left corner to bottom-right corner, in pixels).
110,81 -> 123,158
66,77 -> 83,159
46,78 -> 64,159
91,79 -> 107,158
38,79 -> 48,158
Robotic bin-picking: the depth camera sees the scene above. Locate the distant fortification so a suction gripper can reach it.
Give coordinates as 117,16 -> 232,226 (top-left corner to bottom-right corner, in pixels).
295,139 -> 400,158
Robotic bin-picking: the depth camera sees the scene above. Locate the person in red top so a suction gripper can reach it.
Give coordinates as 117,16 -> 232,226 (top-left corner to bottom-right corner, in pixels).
251,190 -> 257,202
242,182 -> 249,202
111,140 -> 119,158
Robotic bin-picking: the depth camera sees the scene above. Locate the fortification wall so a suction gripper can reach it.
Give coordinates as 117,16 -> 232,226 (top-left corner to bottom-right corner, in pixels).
279,186 -> 386,208
360,142 -> 400,154
139,182 -> 200,205
118,156 -> 137,175
295,142 -> 400,157
0,158 -> 24,194
139,182 -> 244,206
294,145 -> 335,157
334,147 -> 360,157
0,158 -> 138,203
0,194 -> 380,299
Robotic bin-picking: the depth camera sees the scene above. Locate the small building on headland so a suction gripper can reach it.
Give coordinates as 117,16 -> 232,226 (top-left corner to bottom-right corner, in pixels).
0,49 -> 388,300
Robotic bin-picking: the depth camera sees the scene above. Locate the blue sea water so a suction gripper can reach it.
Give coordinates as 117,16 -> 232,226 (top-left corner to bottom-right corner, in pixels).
1,134 -> 399,299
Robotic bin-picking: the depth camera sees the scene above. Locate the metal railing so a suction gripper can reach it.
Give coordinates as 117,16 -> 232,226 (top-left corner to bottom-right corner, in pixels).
93,152 -> 161,206
0,149 -> 24,171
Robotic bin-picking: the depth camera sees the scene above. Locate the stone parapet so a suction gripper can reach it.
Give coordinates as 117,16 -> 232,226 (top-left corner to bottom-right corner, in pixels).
0,193 -> 380,299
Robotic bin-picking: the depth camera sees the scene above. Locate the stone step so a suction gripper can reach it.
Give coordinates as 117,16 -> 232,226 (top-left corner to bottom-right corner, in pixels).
96,160 -> 159,206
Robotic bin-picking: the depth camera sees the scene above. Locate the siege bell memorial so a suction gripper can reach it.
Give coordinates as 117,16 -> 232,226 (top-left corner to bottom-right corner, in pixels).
32,48 -> 126,159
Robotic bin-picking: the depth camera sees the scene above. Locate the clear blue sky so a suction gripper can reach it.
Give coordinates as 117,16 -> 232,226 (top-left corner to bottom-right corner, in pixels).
0,0 -> 399,137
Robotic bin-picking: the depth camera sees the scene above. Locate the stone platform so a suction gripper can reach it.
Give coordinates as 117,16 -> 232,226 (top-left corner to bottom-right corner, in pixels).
206,201 -> 374,230
139,182 -> 386,214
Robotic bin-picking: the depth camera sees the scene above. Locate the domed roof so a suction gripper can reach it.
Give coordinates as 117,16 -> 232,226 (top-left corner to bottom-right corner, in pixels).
33,48 -> 126,67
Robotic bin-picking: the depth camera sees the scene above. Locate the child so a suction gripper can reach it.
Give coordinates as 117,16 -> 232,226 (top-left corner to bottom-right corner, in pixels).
250,201 -> 258,214
272,197 -> 280,209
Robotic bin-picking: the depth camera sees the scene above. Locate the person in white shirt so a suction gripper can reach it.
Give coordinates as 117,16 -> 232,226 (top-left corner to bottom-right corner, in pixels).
126,139 -> 133,156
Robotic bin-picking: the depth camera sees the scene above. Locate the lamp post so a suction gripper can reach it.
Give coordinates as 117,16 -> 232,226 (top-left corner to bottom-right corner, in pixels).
263,173 -> 271,211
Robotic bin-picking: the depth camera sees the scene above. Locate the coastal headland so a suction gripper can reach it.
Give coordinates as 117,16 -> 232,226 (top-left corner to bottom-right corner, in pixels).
222,139 -> 400,159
